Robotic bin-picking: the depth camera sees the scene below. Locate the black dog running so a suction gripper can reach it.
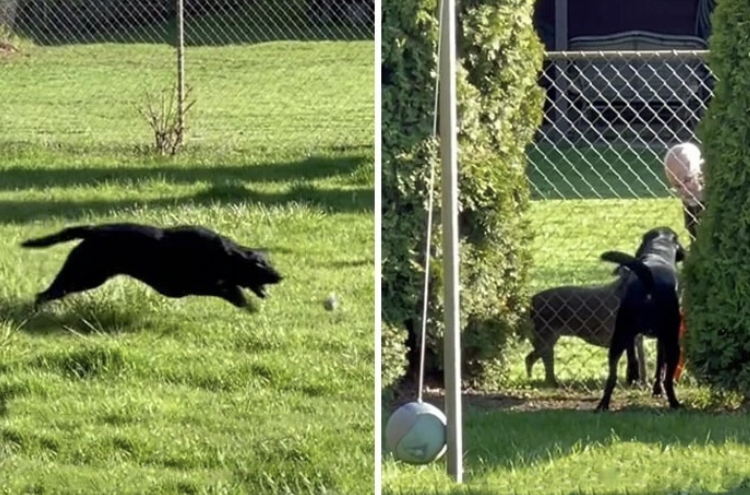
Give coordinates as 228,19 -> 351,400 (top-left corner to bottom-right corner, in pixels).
22,222 -> 283,309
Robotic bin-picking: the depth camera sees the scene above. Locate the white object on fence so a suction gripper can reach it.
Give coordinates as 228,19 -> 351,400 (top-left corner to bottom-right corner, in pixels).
664,142 -> 705,206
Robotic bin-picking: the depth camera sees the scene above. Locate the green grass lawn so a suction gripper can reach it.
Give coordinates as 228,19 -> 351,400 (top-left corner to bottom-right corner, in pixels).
382,147 -> 750,495
0,32 -> 375,495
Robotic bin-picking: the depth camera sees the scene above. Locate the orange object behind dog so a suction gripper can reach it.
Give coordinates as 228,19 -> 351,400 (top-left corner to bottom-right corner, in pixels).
674,310 -> 687,381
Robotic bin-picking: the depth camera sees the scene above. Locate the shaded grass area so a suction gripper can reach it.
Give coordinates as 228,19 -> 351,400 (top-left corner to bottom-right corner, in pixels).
0,151 -> 373,224
1,36 -> 375,494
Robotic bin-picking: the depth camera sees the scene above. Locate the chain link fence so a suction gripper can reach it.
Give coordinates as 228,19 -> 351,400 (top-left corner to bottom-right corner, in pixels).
515,50 -> 712,397
0,0 -> 374,154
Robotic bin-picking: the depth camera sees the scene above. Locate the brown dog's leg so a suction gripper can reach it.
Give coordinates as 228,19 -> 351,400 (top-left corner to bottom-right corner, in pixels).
540,347 -> 558,387
525,349 -> 538,379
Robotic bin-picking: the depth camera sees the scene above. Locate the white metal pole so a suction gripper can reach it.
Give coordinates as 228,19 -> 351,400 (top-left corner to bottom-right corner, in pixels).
438,0 -> 463,483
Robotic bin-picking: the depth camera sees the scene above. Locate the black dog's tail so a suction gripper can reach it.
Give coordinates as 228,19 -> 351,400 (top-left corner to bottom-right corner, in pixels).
600,250 -> 655,292
21,226 -> 95,248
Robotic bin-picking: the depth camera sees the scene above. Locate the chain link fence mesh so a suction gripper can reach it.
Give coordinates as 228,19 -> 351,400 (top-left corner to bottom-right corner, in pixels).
0,0 -> 374,153
513,50 -> 712,396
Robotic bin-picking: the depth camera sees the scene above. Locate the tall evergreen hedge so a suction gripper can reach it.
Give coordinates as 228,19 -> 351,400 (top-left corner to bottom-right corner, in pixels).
683,0 -> 750,397
381,0 -> 544,390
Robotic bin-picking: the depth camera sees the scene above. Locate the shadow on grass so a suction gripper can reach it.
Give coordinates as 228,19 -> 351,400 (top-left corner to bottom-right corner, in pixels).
0,387 -> 11,417
0,151 -> 371,191
0,182 -> 372,224
319,259 -> 373,269
13,6 -> 373,47
0,295 -> 152,337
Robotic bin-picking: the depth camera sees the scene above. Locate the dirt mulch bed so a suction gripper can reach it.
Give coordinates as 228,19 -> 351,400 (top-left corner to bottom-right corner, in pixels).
384,377 -> 603,414
384,377 -> 750,416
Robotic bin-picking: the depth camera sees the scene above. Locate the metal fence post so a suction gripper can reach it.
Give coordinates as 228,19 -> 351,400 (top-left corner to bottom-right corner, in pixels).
176,0 -> 186,146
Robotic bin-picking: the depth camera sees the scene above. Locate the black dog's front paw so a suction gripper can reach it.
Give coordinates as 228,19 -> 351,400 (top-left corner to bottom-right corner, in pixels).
594,401 -> 610,412
250,285 -> 268,299
668,400 -> 682,409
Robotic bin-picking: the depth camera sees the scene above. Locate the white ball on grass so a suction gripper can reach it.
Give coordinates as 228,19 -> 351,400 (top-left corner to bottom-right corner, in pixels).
385,401 -> 447,464
324,294 -> 338,311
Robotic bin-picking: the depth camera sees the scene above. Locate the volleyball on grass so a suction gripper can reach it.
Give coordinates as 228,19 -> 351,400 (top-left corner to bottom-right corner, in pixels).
385,401 -> 447,464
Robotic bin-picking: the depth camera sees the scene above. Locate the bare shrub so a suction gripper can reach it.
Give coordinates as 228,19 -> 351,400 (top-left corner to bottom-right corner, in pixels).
136,84 -> 196,156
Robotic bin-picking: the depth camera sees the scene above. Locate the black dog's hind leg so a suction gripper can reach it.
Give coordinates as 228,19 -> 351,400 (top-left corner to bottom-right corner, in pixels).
661,331 -> 682,409
596,342 -> 627,411
34,243 -> 114,308
596,319 -> 634,412
625,342 -> 640,386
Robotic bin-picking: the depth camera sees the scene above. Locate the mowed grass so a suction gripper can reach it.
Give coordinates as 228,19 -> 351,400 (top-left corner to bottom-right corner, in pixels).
383,146 -> 750,495
0,34 -> 375,495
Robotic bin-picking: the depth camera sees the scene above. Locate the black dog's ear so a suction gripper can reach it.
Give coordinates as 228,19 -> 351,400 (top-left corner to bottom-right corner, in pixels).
241,246 -> 265,257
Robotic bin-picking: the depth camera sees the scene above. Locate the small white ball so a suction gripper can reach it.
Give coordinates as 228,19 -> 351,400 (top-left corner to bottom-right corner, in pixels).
385,401 -> 447,464
324,294 -> 338,311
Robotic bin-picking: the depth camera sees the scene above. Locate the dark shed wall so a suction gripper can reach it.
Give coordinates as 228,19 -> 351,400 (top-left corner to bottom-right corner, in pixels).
534,0 -> 708,50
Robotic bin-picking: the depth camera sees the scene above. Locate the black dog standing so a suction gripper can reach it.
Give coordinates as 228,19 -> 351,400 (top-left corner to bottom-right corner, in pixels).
22,223 -> 283,309
595,227 -> 686,411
